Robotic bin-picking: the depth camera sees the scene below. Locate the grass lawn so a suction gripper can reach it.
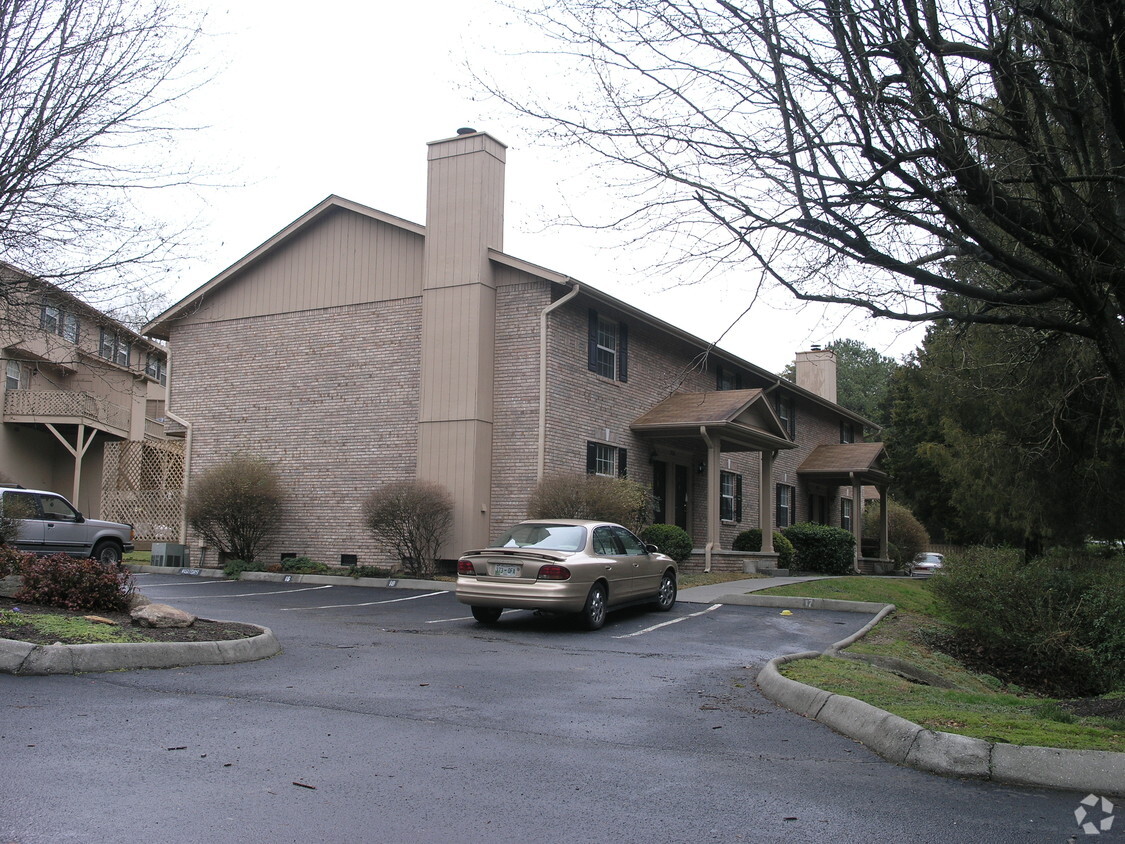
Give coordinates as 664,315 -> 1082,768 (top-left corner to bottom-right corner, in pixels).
755,577 -> 1125,752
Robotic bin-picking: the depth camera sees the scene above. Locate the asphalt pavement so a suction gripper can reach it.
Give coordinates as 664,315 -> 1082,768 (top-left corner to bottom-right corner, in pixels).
0,571 -> 1116,843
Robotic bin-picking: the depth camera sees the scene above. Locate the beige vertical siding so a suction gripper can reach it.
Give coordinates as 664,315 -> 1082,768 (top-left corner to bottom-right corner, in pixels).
176,209 -> 424,326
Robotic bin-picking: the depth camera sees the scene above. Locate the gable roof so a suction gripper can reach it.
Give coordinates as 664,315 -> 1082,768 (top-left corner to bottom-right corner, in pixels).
143,195 -> 426,339
631,389 -> 795,451
797,442 -> 888,485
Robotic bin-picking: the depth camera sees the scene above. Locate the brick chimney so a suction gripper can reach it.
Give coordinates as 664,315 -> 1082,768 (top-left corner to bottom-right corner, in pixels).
417,129 -> 507,554
794,345 -> 837,403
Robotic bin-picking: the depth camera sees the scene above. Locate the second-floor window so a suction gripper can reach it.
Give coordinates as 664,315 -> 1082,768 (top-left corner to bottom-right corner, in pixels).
99,328 -> 131,367
587,309 -> 628,382
145,353 -> 167,385
5,359 -> 24,390
840,421 -> 855,443
717,365 -> 743,391
720,471 -> 742,522
40,304 -> 79,343
776,394 -> 796,439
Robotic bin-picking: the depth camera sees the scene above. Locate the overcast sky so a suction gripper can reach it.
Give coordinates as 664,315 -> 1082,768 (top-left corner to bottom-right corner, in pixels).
157,0 -> 925,373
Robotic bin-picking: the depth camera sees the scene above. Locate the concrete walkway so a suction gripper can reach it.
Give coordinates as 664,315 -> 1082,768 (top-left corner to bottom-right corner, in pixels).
678,575 -> 829,604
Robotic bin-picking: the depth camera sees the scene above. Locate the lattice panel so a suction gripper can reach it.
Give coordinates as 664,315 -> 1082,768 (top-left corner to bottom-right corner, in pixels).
102,440 -> 185,542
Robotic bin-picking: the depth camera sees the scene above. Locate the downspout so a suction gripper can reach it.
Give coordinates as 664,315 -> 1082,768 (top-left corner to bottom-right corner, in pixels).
700,425 -> 716,573
537,281 -> 581,481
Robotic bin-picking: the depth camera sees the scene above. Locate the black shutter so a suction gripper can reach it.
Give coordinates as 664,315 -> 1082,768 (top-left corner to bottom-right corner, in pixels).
618,447 -> 628,478
735,475 -> 743,522
587,309 -> 599,374
617,321 -> 628,382
586,442 -> 598,474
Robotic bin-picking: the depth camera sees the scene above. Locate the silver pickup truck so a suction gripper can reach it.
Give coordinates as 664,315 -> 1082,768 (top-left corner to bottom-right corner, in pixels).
0,486 -> 134,564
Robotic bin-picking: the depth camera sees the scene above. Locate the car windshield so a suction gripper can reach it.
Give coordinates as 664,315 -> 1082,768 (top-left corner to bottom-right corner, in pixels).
495,523 -> 587,552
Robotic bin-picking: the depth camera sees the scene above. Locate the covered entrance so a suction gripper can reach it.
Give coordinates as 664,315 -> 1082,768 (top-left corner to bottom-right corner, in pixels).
632,389 -> 795,570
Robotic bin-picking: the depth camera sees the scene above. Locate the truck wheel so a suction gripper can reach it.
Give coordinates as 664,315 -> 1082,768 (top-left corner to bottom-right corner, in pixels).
92,541 -> 123,566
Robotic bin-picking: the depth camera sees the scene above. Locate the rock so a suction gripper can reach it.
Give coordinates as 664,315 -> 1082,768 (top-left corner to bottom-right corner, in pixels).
128,592 -> 152,609
83,616 -> 117,625
131,603 -> 196,628
0,575 -> 21,598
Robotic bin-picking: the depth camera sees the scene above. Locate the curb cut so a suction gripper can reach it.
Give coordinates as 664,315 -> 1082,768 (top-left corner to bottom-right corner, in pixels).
755,600 -> 1125,797
0,622 -> 281,676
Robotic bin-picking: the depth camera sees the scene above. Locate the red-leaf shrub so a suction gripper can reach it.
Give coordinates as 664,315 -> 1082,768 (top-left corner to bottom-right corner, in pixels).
0,545 -> 32,578
15,553 -> 134,612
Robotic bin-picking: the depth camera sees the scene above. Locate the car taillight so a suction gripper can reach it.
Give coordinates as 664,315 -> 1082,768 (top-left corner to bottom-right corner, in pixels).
537,565 -> 571,581
457,559 -> 475,576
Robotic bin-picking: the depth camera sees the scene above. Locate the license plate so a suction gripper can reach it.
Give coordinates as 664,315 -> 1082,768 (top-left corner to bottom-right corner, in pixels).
493,563 -> 521,577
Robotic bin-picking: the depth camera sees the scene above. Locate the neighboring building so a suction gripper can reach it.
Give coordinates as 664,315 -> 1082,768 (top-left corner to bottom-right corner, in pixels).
1,264 -> 183,540
145,130 -> 888,571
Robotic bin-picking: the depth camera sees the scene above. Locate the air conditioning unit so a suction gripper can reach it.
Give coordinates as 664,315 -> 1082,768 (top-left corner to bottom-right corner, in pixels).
151,543 -> 188,567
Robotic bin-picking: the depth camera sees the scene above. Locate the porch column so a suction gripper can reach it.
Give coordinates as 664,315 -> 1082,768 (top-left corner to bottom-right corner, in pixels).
851,473 -> 864,568
760,450 -> 775,553
701,427 -> 722,562
878,484 -> 889,559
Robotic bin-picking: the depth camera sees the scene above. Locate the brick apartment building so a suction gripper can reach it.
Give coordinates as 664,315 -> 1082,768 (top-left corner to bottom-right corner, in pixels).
144,130 -> 889,571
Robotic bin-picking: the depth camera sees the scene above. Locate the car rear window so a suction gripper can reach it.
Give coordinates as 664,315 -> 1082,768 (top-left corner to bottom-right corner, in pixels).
496,524 -> 587,552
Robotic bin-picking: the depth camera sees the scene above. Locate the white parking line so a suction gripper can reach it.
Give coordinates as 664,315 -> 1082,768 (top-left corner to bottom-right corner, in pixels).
279,590 -> 449,611
143,585 -> 336,599
612,603 -> 722,638
426,615 -> 475,624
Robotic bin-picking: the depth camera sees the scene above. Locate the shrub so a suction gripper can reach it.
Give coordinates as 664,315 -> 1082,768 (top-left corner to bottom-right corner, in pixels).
862,499 -> 930,567
527,473 -> 653,533
222,558 -> 264,580
931,549 -> 1125,696
0,545 -> 31,578
639,524 -> 693,562
15,553 -> 134,612
782,523 -> 855,575
731,529 -> 796,568
363,481 -> 454,578
186,456 -> 284,563
280,556 -> 330,574
350,565 -> 394,579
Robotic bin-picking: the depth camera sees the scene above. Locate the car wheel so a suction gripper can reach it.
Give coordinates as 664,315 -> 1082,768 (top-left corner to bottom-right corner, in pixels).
92,541 -> 122,566
580,582 -> 607,631
655,571 -> 676,611
471,606 -> 502,625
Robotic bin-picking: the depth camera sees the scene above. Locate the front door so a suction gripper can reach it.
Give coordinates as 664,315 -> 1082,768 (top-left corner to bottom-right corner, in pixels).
652,460 -> 692,532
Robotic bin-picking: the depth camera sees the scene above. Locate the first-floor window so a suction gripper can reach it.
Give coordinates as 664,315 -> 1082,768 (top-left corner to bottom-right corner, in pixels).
776,484 -> 795,528
841,497 -> 853,531
586,442 -> 627,478
720,471 -> 742,522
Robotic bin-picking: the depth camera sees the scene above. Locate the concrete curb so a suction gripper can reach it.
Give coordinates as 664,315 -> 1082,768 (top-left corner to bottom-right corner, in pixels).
125,565 -> 450,592
756,601 -> 1125,797
0,622 -> 280,676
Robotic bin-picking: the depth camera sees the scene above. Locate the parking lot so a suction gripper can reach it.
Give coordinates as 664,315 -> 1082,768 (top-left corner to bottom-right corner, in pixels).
0,573 -> 1093,843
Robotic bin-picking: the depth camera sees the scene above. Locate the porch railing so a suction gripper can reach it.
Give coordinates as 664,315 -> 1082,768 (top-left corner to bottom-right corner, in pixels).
3,388 -> 131,434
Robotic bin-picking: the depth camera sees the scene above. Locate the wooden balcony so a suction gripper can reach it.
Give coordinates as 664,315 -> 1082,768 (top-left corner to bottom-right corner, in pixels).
3,389 -> 131,437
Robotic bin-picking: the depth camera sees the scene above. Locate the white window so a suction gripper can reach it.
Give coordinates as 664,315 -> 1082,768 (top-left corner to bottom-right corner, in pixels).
99,329 -> 131,367
40,304 -> 59,333
5,360 -> 23,390
841,497 -> 853,530
62,312 -> 79,343
776,484 -> 795,528
587,309 -> 628,382
145,353 -> 167,385
586,442 -> 626,477
720,471 -> 742,522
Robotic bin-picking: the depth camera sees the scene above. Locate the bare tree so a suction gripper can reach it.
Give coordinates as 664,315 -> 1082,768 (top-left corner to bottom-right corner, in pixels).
0,0 -> 204,310
186,457 -> 284,564
363,482 -> 454,578
486,0 -> 1125,415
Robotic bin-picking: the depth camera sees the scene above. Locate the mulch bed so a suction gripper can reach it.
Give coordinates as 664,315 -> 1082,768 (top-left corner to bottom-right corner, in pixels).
0,596 -> 261,646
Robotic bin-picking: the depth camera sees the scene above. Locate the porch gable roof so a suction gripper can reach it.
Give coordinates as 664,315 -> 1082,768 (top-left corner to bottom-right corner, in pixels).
630,389 -> 795,452
797,442 -> 889,485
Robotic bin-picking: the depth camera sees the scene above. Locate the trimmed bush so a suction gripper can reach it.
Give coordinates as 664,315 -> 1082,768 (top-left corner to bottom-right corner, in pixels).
280,556 -> 330,574
350,565 -> 394,579
187,456 -> 284,563
781,523 -> 855,575
16,553 -> 134,612
640,524 -> 692,562
731,529 -> 796,568
222,558 -> 264,580
862,499 -> 930,567
527,473 -> 653,533
364,481 -> 454,578
931,549 -> 1125,696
